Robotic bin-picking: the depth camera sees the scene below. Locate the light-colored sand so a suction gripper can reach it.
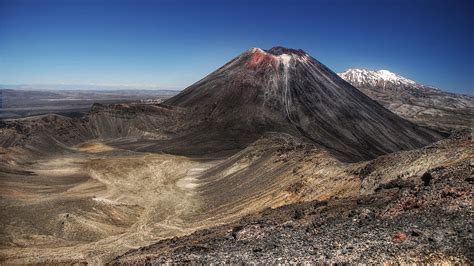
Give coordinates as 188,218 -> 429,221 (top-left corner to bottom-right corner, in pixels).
74,142 -> 115,153
0,136 -> 362,264
0,144 -> 223,263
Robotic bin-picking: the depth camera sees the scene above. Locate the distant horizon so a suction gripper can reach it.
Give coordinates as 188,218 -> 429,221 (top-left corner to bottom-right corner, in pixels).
0,83 -> 182,91
1,63 -> 473,95
1,0 -> 473,94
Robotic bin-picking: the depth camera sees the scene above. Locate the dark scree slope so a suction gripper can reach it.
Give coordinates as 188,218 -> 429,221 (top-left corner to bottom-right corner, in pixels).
165,47 -> 443,162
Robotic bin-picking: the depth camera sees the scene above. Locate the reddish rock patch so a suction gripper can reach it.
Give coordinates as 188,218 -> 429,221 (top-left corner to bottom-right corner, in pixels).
393,232 -> 407,243
246,50 -> 279,70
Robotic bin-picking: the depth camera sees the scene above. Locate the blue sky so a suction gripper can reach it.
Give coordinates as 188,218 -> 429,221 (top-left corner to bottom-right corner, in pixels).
0,0 -> 472,93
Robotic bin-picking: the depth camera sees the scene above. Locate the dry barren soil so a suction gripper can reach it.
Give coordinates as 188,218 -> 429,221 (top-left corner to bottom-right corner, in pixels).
1,130 -> 472,264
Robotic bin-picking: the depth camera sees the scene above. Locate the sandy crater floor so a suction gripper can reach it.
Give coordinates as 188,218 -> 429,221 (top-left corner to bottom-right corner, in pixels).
0,141 -> 221,264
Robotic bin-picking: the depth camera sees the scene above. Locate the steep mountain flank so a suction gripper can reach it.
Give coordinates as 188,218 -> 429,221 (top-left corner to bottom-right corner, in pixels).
166,47 -> 442,161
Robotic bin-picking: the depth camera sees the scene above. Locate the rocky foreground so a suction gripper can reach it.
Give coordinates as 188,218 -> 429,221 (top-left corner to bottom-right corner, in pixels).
113,132 -> 473,264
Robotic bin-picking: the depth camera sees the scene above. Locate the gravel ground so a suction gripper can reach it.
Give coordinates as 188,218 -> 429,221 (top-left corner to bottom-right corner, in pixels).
113,161 -> 473,264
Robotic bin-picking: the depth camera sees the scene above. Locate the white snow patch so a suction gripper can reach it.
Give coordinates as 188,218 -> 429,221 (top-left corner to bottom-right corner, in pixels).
376,69 -> 398,80
279,54 -> 292,68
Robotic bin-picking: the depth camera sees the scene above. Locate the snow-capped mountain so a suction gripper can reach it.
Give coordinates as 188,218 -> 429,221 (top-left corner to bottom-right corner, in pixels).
338,68 -> 418,89
338,68 -> 473,132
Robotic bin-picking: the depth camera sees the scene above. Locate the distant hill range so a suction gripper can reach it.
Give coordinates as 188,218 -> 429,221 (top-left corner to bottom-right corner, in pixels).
338,68 -> 473,132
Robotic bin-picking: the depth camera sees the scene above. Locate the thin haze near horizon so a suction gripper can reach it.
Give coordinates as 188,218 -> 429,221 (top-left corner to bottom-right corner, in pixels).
0,0 -> 472,93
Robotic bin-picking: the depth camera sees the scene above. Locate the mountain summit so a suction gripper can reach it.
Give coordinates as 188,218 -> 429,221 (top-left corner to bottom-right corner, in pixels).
338,68 -> 417,88
165,47 -> 442,161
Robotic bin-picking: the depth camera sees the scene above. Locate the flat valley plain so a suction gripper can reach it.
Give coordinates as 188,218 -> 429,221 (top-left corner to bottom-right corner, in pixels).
0,88 -> 177,119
